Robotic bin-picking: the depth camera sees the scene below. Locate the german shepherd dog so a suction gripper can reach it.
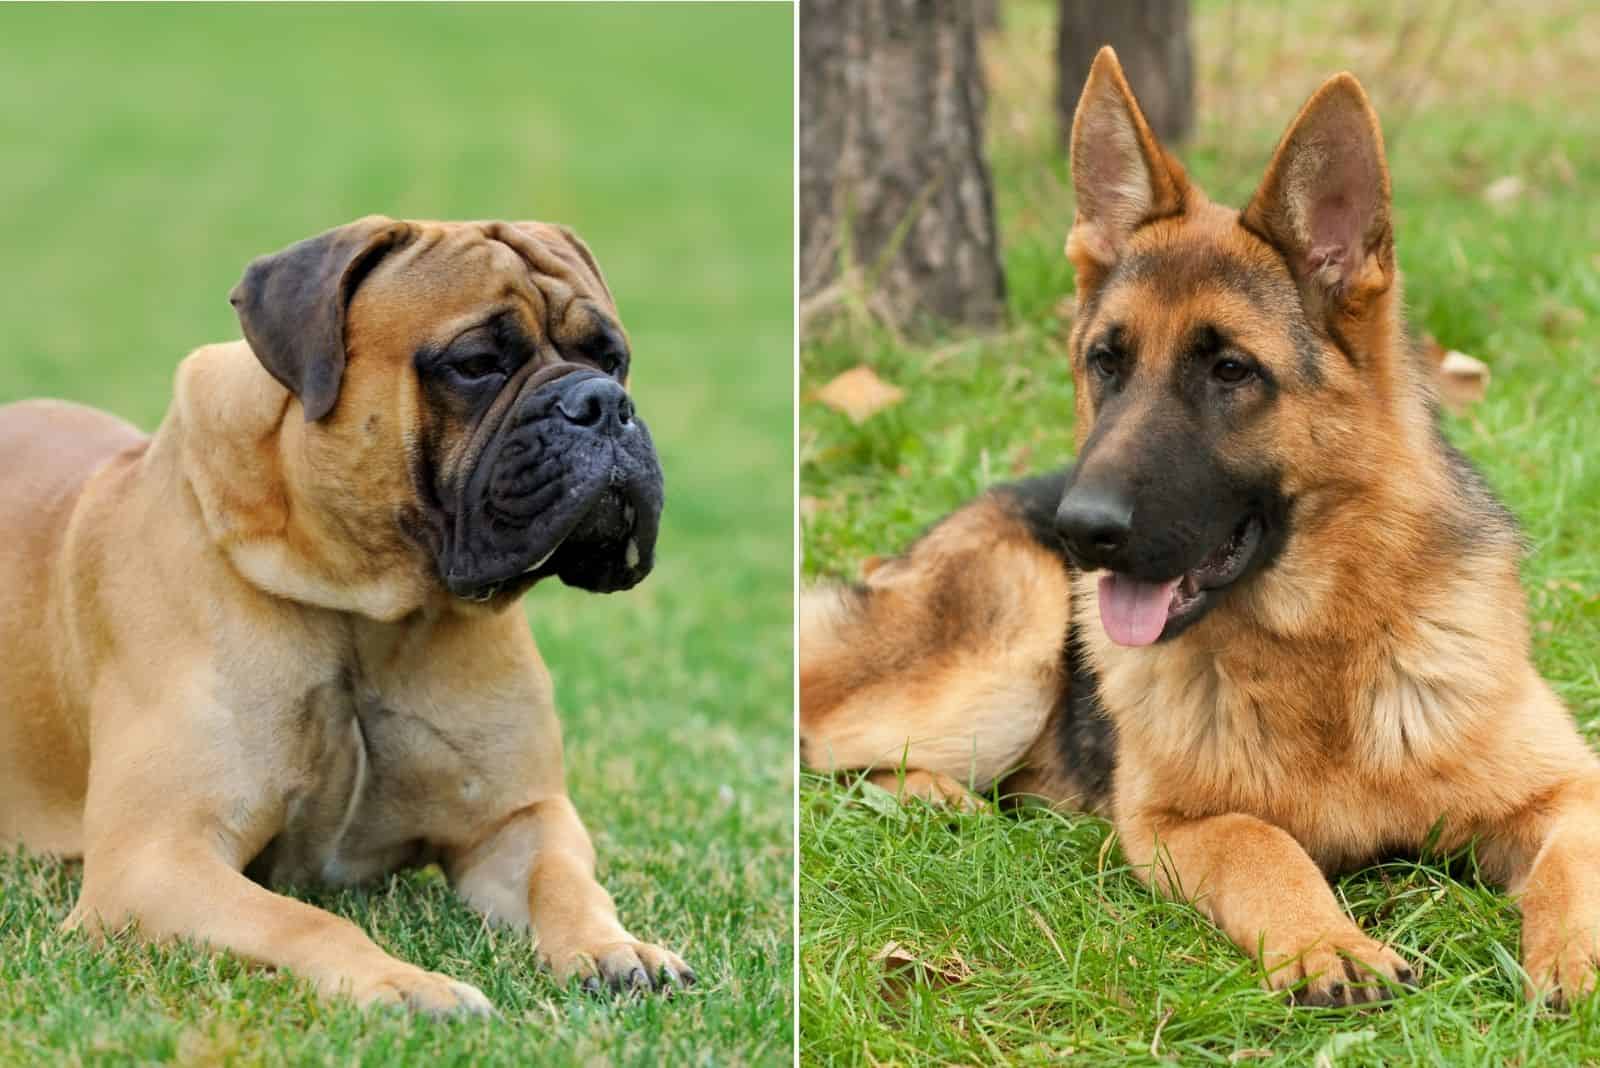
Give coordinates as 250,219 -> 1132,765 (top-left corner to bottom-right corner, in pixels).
801,47 -> 1600,1008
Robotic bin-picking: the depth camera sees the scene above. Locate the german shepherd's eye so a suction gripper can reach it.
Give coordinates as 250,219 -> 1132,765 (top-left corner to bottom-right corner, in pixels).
1211,357 -> 1254,386
1088,343 -> 1124,380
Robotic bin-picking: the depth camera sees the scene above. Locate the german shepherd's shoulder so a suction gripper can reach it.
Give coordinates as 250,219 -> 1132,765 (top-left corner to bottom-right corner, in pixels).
801,47 -> 1600,1008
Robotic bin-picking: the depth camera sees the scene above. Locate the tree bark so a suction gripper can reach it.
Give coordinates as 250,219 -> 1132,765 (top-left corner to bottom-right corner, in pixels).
800,0 -> 1006,334
1056,0 -> 1193,147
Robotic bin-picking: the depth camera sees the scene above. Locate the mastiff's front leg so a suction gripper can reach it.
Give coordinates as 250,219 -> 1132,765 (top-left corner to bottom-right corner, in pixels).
449,795 -> 693,992
70,693 -> 492,1015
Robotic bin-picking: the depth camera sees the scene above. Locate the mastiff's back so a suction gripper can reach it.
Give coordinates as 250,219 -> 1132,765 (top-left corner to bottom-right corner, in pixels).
0,399 -> 144,854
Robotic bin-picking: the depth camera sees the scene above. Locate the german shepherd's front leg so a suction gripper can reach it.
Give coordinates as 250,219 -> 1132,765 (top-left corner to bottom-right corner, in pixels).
1121,811 -> 1417,1005
1501,774 -> 1600,1007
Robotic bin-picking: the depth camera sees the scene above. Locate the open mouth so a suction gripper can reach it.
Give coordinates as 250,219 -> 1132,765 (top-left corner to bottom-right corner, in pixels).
1096,514 -> 1264,647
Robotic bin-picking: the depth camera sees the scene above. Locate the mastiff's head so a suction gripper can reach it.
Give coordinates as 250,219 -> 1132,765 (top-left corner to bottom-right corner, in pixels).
227,216 -> 662,607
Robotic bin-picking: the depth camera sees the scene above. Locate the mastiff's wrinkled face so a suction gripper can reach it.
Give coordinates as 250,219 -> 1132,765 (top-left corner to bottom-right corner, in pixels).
229,216 -> 663,606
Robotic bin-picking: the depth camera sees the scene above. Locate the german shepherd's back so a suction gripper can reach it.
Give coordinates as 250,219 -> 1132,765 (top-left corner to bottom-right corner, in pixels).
801,48 -> 1600,1009
801,470 -> 1117,811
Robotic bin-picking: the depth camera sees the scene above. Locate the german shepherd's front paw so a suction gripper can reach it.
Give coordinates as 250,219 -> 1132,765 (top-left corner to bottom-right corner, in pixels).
1262,932 -> 1417,1007
865,769 -> 988,812
1523,928 -> 1600,1009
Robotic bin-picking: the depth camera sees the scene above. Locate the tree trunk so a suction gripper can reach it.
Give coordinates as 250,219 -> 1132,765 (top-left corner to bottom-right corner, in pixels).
800,0 -> 1006,334
1056,0 -> 1193,147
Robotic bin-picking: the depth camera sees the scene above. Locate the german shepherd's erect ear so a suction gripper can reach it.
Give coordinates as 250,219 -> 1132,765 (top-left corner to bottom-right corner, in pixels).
1065,46 -> 1189,284
1241,74 -> 1396,334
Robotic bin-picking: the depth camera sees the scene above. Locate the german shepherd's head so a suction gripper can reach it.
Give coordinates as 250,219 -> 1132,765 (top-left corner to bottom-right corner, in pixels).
1058,47 -> 1449,648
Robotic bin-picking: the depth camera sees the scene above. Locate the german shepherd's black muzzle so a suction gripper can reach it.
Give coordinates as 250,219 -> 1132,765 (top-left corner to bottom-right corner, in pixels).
1054,422 -> 1285,647
444,368 -> 663,601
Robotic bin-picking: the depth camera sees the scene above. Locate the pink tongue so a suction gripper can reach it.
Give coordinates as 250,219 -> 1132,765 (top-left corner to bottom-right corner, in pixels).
1097,573 -> 1181,647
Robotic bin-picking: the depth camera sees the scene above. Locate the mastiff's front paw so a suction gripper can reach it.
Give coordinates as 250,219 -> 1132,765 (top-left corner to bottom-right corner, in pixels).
553,938 -> 696,994
352,966 -> 494,1016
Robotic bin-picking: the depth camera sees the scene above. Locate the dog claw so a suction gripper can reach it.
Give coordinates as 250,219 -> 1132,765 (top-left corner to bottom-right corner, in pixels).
1268,934 -> 1415,1008
560,941 -> 693,998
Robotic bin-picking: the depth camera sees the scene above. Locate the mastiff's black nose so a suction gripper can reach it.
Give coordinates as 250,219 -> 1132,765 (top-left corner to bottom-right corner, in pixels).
1056,483 -> 1134,570
557,376 -> 635,436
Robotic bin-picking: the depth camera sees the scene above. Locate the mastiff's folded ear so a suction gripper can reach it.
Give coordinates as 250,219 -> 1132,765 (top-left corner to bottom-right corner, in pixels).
229,216 -> 414,421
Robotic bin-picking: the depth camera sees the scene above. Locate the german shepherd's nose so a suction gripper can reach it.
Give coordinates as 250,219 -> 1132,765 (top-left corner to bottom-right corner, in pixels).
1055,483 -> 1133,570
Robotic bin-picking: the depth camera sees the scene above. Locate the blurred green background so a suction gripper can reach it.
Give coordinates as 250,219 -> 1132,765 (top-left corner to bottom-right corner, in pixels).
0,4 -> 793,1066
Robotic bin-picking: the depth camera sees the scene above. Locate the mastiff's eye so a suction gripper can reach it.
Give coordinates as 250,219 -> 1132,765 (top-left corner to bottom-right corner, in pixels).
448,352 -> 503,382
595,347 -> 626,378
1212,357 -> 1254,385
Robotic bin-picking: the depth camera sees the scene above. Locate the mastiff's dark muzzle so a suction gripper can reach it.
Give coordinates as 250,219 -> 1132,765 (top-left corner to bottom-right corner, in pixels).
445,365 -> 663,601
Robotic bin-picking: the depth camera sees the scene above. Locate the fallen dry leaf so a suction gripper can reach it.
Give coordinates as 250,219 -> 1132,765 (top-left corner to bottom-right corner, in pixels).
1420,334 -> 1448,367
799,495 -> 829,523
813,365 -> 904,424
1437,351 -> 1491,414
872,941 -> 973,997
1422,335 -> 1490,414
1482,175 -> 1524,205
1539,301 -> 1586,337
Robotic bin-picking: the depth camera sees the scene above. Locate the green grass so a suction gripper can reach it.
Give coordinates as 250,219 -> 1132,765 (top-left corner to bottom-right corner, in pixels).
0,4 -> 793,1065
801,0 -> 1600,1063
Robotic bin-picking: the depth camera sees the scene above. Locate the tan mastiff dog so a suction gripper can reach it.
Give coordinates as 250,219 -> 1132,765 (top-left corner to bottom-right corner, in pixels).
0,216 -> 692,1014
